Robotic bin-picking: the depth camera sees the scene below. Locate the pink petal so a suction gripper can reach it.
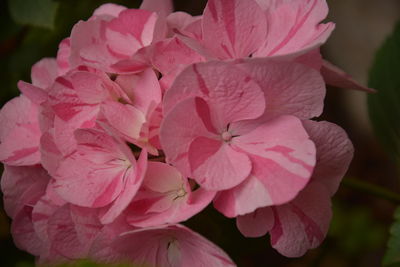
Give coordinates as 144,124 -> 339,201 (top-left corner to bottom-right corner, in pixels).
236,58 -> 325,121
89,224 -> 235,267
126,162 -> 215,227
150,37 -> 205,77
116,69 -> 161,114
53,128 -> 136,208
93,3 -> 126,17
140,0 -> 173,41
12,206 -> 45,256
140,0 -> 173,18
236,207 -> 274,237
233,115 -> 316,205
254,0 -> 335,57
160,97 -> 214,177
213,175 -> 272,217
31,58 -> 58,89
0,95 -> 41,166
163,61 -> 265,130
99,149 -> 148,224
101,101 -> 146,142
321,60 -> 376,92
189,137 -> 251,190
18,81 -> 48,105
303,120 -> 354,196
47,205 -> 87,259
1,165 -> 49,219
202,0 -> 267,59
269,182 -> 332,257
56,38 -> 71,76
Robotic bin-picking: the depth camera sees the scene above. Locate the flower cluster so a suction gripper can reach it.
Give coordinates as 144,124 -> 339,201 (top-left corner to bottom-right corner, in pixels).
0,0 -> 363,266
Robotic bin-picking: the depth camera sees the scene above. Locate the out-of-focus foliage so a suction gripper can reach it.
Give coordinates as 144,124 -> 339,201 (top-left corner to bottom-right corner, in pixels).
8,0 -> 59,29
368,21 -> 400,160
329,202 -> 386,255
383,207 -> 400,267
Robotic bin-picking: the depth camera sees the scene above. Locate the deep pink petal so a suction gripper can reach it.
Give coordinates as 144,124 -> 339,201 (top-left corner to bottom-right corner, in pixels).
236,58 -> 325,121
303,120 -> 354,195
202,0 -> 267,59
269,182 -> 332,257
321,60 -> 376,92
236,207 -> 274,237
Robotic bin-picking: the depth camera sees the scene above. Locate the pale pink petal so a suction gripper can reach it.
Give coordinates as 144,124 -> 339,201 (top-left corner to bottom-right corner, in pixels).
93,3 -> 126,17
269,182 -> 332,257
254,0 -> 335,57
321,60 -> 375,92
31,58 -> 58,89
233,115 -> 316,205
189,137 -> 251,190
163,61 -> 265,130
89,224 -> 235,267
236,207 -> 274,237
303,120 -> 354,195
202,0 -> 267,59
236,58 -> 325,121
167,12 -> 200,38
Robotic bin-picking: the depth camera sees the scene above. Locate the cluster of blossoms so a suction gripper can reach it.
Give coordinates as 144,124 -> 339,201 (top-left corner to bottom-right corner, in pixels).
0,0 -> 370,266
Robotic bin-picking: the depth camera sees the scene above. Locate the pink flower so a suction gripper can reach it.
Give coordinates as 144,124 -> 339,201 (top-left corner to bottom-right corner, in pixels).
161,59 -> 324,216
125,162 -> 215,227
89,224 -> 235,267
52,127 -> 147,224
236,120 -> 354,257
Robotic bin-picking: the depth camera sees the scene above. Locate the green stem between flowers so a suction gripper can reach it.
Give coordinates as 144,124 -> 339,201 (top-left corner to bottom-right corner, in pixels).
343,178 -> 400,204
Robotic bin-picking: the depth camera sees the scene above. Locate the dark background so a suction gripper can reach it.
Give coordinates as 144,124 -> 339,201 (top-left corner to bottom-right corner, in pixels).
1,0 -> 400,266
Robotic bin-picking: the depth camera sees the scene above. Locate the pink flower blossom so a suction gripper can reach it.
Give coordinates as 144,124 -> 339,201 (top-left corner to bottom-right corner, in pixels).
161,59 -> 323,215
236,120 -> 354,257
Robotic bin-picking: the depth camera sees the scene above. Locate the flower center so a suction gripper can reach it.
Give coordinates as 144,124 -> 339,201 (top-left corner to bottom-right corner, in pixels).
222,131 -> 232,142
176,188 -> 186,198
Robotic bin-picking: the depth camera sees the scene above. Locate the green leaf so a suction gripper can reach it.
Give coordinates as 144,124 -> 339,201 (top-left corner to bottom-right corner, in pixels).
8,0 -> 59,29
383,207 -> 400,266
368,21 -> 400,159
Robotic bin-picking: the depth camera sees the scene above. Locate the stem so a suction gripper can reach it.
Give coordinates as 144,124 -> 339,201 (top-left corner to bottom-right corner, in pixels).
343,177 -> 400,204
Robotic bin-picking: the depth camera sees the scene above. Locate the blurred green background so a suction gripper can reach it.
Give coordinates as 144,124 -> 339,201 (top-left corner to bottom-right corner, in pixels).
1,0 -> 400,266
